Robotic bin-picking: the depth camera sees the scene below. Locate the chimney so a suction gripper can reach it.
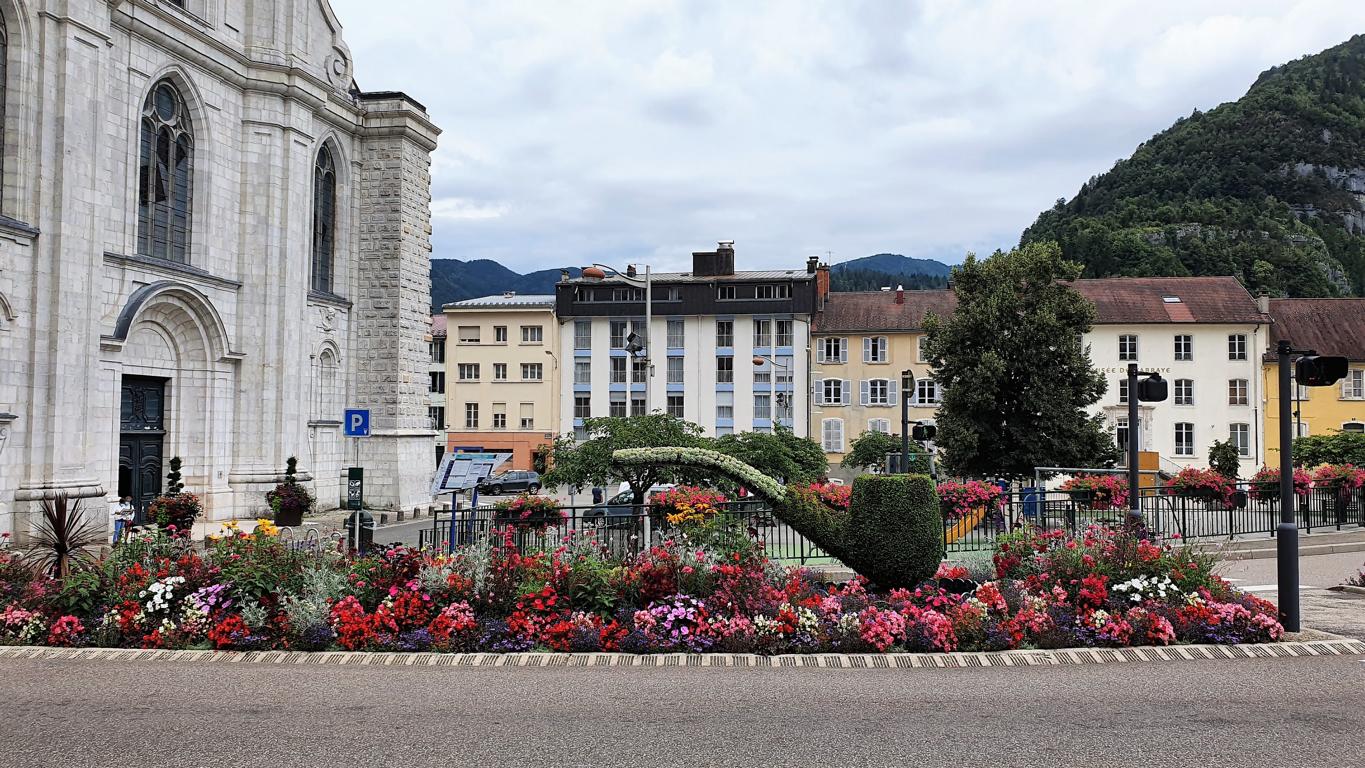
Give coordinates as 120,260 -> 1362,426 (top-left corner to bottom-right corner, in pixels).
559,269 -> 569,282
692,241 -> 736,277
815,262 -> 831,307
806,255 -> 818,274
895,285 -> 905,305
1257,290 -> 1270,315
503,291 -> 516,299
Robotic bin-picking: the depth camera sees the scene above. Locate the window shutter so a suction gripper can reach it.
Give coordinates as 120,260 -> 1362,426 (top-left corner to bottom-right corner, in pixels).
862,337 -> 872,363
859,379 -> 870,406
1343,376 -> 1351,398
887,378 -> 898,404
813,376 -> 824,404
842,379 -> 851,406
816,341 -> 826,364
878,337 -> 887,361
839,339 -> 848,363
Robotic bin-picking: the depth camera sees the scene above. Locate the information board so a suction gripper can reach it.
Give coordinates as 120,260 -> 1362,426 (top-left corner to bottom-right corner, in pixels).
431,451 -> 512,495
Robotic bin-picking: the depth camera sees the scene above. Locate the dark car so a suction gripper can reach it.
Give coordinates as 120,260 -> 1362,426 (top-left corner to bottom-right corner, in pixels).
476,470 -> 541,496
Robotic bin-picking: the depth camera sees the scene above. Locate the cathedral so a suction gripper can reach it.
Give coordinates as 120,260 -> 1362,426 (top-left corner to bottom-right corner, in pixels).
0,0 -> 440,538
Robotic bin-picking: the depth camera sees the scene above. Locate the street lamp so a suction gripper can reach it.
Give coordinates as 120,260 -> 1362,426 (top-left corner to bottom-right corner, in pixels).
752,355 -> 792,427
1125,363 -> 1168,528
900,369 -> 915,474
582,262 -> 652,415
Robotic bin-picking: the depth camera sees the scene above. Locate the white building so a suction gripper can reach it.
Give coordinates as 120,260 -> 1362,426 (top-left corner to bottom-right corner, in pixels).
1074,277 -> 1271,476
0,0 -> 440,537
555,243 -> 821,440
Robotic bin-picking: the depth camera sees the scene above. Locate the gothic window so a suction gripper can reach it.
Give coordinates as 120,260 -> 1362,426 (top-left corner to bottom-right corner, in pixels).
312,145 -> 337,293
0,16 -> 8,204
137,81 -> 194,263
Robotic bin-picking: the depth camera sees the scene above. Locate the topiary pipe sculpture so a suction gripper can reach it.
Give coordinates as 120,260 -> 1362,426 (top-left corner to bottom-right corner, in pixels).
612,447 -> 944,588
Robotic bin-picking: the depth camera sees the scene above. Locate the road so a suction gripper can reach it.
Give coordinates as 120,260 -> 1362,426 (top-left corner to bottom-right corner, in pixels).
1,654 -> 1362,767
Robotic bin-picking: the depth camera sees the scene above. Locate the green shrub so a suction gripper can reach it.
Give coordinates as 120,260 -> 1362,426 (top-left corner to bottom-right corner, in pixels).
1293,432 -> 1365,467
844,475 -> 944,588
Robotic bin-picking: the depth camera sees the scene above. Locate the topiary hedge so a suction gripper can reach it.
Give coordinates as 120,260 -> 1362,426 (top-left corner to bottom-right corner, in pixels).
611,447 -> 942,588
843,475 -> 943,588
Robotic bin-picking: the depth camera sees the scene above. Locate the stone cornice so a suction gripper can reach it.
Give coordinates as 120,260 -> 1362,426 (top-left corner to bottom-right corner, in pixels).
103,251 -> 243,291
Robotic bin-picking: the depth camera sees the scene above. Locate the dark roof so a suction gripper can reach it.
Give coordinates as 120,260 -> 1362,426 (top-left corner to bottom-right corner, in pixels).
560,269 -> 814,285
430,314 -> 446,338
1267,299 -> 1365,361
814,290 -> 957,333
1068,276 -> 1266,325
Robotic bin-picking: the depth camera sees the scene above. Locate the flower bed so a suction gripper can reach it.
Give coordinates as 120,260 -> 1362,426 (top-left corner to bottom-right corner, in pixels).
651,486 -> 728,527
0,517 -> 1282,654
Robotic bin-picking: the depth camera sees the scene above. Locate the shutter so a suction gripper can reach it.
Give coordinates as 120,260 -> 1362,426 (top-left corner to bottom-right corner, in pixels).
887,378 -> 898,404
842,379 -> 851,406
812,376 -> 824,404
1344,375 -> 1352,398
859,379 -> 870,406
816,340 -> 826,363
862,337 -> 872,363
834,419 -> 844,451
877,337 -> 887,361
838,339 -> 848,363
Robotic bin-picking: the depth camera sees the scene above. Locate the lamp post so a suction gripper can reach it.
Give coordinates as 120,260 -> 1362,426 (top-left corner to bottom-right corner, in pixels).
1125,364 -> 1167,528
752,354 -> 792,428
582,263 -> 652,414
901,369 -> 914,474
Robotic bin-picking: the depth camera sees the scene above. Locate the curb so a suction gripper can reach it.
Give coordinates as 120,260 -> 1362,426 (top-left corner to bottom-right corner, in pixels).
1328,584 -> 1365,596
2,638 -> 1361,669
1216,540 -> 1365,561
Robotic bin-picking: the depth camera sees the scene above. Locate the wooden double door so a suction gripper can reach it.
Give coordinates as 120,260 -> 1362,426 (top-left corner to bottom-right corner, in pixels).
117,376 -> 167,524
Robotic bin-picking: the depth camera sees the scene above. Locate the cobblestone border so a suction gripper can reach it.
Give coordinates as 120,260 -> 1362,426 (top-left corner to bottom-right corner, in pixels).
1,638 -> 1361,669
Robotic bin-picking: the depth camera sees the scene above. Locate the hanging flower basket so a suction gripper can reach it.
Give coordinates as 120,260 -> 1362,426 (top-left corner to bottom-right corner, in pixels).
493,494 -> 566,530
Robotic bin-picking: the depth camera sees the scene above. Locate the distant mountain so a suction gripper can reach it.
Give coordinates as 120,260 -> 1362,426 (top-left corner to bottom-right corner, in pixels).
430,259 -> 578,310
1022,34 -> 1365,296
831,253 -> 954,278
429,251 -> 955,310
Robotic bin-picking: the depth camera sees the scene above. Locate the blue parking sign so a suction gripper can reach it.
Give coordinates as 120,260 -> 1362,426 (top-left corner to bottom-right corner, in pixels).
343,409 -> 370,437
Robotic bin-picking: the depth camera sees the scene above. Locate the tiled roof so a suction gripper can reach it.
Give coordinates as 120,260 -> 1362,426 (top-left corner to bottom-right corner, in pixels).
1267,299 -> 1365,361
430,314 -> 446,337
443,294 -> 556,309
814,290 -> 957,333
1069,276 -> 1266,325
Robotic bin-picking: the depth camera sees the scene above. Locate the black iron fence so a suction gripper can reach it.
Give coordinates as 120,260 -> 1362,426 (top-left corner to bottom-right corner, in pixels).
944,484 -> 1364,552
416,501 -> 832,565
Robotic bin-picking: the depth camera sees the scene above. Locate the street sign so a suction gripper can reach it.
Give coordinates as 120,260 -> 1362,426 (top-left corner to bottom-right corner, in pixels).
343,409 -> 370,437
431,451 -> 512,495
347,467 -> 364,510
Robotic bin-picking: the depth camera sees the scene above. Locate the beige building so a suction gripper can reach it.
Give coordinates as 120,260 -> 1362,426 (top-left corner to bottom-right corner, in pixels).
812,289 -> 954,476
443,294 -> 559,471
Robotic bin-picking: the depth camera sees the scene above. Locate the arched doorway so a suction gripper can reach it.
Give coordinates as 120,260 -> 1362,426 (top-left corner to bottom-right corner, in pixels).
118,376 -> 166,522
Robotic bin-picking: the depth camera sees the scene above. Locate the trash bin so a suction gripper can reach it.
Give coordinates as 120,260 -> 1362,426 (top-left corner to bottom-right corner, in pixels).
343,509 -> 375,553
1021,487 -> 1042,520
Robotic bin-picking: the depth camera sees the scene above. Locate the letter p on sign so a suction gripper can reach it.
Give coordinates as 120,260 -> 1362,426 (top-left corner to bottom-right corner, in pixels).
343,409 -> 370,437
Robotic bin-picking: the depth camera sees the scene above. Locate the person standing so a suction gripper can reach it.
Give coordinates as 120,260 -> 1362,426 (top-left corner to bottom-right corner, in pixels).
113,496 -> 134,544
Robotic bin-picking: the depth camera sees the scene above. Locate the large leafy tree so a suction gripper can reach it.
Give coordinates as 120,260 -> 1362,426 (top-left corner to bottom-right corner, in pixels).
543,413 -> 706,504
841,430 -> 928,473
712,427 -> 828,486
923,242 -> 1117,480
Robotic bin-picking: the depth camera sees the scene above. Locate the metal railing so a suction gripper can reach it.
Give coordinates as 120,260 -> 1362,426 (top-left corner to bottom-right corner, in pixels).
943,484 -> 1364,552
416,501 -> 832,565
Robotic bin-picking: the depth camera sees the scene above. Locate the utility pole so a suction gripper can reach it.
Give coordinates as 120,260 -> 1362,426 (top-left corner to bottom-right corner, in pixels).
1276,340 -> 1300,632
900,369 -> 914,473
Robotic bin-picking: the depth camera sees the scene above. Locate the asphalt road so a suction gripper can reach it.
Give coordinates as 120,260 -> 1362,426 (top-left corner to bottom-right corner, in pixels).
2,654 -> 1362,768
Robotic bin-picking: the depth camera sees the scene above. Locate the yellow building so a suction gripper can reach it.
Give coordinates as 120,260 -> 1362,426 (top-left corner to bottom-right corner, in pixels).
811,288 -> 954,476
443,294 -> 561,471
1263,299 -> 1365,467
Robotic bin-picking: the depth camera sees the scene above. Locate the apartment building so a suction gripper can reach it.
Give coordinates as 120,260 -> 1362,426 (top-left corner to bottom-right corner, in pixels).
1073,277 -> 1271,476
1263,299 -> 1365,465
811,288 -> 956,473
555,243 -> 821,440
428,315 -> 448,467
442,295 -> 560,471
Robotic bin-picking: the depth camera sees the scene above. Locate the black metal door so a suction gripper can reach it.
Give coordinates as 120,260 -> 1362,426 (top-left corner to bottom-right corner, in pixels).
118,376 -> 167,523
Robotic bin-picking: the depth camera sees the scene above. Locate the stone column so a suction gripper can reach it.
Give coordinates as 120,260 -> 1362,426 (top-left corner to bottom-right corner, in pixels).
352,94 -> 440,510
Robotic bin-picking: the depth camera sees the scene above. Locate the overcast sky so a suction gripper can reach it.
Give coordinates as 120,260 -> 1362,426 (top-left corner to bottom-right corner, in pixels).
331,0 -> 1365,274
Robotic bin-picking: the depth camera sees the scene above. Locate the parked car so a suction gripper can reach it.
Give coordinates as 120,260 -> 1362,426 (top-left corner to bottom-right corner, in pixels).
581,484 -> 674,526
476,470 -> 541,496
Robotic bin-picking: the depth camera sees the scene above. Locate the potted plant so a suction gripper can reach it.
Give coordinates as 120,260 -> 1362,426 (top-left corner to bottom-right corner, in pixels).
1248,466 -> 1311,503
936,480 -> 1003,520
651,486 -> 729,528
1166,467 -> 1233,504
267,457 -> 313,528
147,457 -> 202,534
1058,474 -> 1129,510
493,493 -> 565,530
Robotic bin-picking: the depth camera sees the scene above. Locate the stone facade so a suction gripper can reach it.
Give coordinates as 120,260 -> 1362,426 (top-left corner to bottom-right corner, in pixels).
0,0 -> 440,539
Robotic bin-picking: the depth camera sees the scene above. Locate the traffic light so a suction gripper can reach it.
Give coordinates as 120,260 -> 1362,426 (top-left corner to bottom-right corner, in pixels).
1296,355 -> 1349,387
912,424 -> 937,441
1137,374 -> 1168,402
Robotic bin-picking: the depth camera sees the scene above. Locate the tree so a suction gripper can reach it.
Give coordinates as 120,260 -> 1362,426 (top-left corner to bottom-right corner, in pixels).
1208,439 -> 1242,479
923,242 -> 1118,480
713,427 -> 828,486
841,430 -> 928,473
1293,431 -> 1365,466
542,413 -> 706,504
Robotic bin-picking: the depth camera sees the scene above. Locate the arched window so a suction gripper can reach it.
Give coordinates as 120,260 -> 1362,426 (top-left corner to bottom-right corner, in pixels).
0,15 -> 8,201
137,80 -> 194,263
311,146 -> 336,293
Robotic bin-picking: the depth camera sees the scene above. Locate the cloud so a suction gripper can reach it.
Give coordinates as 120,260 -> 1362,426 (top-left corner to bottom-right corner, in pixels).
331,0 -> 1365,271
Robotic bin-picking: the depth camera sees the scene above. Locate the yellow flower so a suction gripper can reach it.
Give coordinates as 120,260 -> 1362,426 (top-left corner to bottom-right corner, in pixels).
253,518 -> 281,538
